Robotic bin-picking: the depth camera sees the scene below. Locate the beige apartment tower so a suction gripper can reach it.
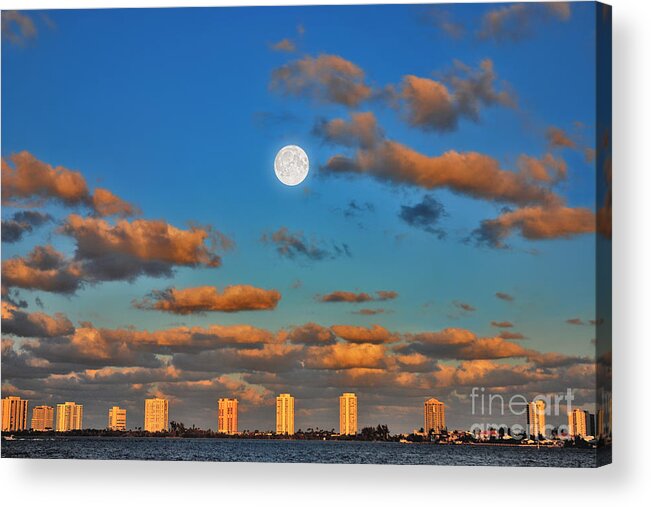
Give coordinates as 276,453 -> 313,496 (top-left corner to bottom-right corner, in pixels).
568,408 -> 587,438
56,402 -> 83,431
276,393 -> 295,435
424,398 -> 446,434
31,405 -> 54,431
526,400 -> 546,440
1,396 -> 29,431
108,406 -> 127,431
218,398 -> 239,434
339,392 -> 358,436
144,398 -> 168,432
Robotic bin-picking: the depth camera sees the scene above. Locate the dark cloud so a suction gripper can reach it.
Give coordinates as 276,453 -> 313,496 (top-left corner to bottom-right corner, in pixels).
133,285 -> 281,314
399,195 -> 447,238
318,290 -> 397,303
491,321 -> 514,328
2,302 -> 75,338
285,322 -> 336,345
566,318 -> 598,326
2,214 -> 232,294
1,210 -> 53,243
352,308 -> 390,316
499,331 -> 526,340
2,245 -> 84,294
422,7 -> 465,39
453,301 -> 476,312
262,227 -> 351,261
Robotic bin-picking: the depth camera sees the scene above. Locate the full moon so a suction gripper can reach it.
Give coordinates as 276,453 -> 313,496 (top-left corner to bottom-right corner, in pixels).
274,145 -> 309,186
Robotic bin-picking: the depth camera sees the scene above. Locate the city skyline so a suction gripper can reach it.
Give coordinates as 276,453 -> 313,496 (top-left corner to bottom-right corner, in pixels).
1,4 -> 610,435
2,393 -> 608,441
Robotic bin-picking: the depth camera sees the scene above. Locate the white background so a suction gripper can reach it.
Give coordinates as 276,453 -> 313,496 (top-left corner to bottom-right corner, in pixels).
1,0 -> 649,505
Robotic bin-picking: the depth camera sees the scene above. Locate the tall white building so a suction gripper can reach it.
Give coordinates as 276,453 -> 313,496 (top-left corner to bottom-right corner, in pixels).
56,402 -> 83,431
218,398 -> 238,434
568,409 -> 587,438
1,396 -> 28,431
276,393 -> 295,435
339,393 -> 358,436
31,405 -> 54,431
144,398 -> 168,432
526,400 -> 546,440
424,398 -> 446,434
108,406 -> 127,431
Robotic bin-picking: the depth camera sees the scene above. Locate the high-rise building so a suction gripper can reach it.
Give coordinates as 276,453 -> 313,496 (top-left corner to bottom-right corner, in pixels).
424,398 -> 446,434
56,402 -> 83,431
1,396 -> 28,431
108,406 -> 127,431
144,398 -> 168,432
31,405 -> 54,431
218,398 -> 238,434
568,409 -> 587,438
526,400 -> 546,440
585,411 -> 596,437
597,409 -> 605,439
339,392 -> 357,436
276,393 -> 295,435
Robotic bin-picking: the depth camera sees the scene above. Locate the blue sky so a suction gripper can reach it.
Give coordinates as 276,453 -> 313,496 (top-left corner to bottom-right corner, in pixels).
2,3 -> 609,433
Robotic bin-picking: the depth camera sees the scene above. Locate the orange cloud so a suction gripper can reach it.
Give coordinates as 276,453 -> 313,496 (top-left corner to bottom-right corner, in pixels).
518,153 -> 567,183
397,60 -> 514,132
546,126 -> 576,149
1,11 -> 37,46
479,2 -> 571,42
271,38 -> 296,52
473,205 -> 595,248
2,151 -> 89,207
304,342 -> 388,369
323,140 -> 560,207
402,327 -> 533,361
133,285 -> 281,314
1,151 -> 137,216
92,188 -> 139,217
2,245 -> 83,294
313,111 -> 382,149
331,324 -> 398,344
61,214 -> 227,267
270,54 -> 372,107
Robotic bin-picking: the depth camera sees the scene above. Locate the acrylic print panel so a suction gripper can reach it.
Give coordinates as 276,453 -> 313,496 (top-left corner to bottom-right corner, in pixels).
1,2 -> 611,467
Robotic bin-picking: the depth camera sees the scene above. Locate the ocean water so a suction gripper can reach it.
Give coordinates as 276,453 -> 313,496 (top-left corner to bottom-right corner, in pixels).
1,437 -> 603,467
